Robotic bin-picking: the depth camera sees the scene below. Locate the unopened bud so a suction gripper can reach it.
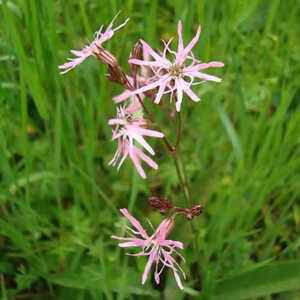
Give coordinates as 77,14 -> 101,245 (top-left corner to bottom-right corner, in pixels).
92,46 -> 128,85
149,197 -> 174,214
186,205 -> 204,220
107,65 -> 128,85
191,205 -> 204,216
93,46 -> 118,67
130,40 -> 143,79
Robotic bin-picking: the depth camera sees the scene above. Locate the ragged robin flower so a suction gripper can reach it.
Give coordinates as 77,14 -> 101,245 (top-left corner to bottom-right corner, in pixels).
108,103 -> 163,179
112,208 -> 186,289
59,13 -> 129,74
129,21 -> 224,111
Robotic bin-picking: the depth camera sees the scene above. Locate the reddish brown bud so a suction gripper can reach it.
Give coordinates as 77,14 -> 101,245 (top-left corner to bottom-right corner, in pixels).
107,65 -> 128,85
149,197 -> 174,214
93,46 -> 118,67
186,205 -> 204,220
191,205 -> 204,216
174,204 -> 204,220
130,40 -> 143,79
92,46 -> 128,86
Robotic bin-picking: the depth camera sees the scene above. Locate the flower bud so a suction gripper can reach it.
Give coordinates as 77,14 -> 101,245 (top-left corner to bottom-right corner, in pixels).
149,197 -> 174,214
186,205 -> 204,220
130,40 -> 143,79
93,46 -> 118,66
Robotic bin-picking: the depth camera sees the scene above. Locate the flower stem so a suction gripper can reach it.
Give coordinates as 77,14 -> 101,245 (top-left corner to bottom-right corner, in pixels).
175,111 -> 182,148
173,112 -> 192,206
172,153 -> 190,207
177,148 -> 192,201
173,113 -> 201,256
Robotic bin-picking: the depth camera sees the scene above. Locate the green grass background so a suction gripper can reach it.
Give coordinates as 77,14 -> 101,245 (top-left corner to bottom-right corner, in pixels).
0,0 -> 299,299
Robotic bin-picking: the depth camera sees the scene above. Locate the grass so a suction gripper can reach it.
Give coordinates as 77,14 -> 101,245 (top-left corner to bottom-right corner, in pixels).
0,0 -> 299,299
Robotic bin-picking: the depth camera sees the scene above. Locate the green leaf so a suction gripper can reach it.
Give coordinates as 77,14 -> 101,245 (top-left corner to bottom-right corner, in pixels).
0,0 -> 22,19
46,270 -> 103,290
214,101 -> 243,160
213,260 -> 300,300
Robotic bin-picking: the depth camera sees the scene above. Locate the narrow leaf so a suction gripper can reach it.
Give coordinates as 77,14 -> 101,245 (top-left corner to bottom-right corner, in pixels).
213,260 -> 300,300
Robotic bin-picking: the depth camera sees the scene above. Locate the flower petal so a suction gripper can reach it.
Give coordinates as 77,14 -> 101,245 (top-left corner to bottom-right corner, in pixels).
129,58 -> 166,68
134,146 -> 158,170
154,77 -> 171,104
185,61 -> 224,72
161,240 -> 184,249
129,74 -> 170,96
139,40 -> 171,66
189,71 -> 222,82
132,127 -> 164,138
120,208 -> 148,239
129,149 -> 147,179
176,20 -> 184,59
113,89 -> 132,103
175,79 -> 183,111
182,25 -> 201,59
127,131 -> 155,155
142,252 -> 156,284
184,86 -> 200,102
174,271 -> 184,290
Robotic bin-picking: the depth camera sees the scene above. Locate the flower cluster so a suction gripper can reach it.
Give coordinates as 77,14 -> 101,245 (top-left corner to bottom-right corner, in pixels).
59,14 -> 224,179
59,13 -> 223,290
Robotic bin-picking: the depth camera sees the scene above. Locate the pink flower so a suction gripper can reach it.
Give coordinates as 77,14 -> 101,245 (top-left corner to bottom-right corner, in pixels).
59,13 -> 129,74
129,21 -> 224,111
108,105 -> 163,179
111,208 -> 186,289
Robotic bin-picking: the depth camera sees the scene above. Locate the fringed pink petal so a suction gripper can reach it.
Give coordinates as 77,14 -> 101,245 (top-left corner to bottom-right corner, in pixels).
182,25 -> 201,60
131,127 -> 164,138
176,20 -> 184,59
189,71 -> 222,82
129,149 -> 147,179
129,58 -> 166,68
175,79 -> 184,111
119,208 -> 148,239
154,77 -> 171,104
161,240 -> 184,249
113,90 -> 132,103
184,86 -> 200,102
117,241 -> 146,248
139,40 -> 170,66
109,138 -> 122,166
174,271 -> 184,290
142,251 -> 156,284
117,140 -> 129,170
126,130 -> 155,155
108,119 -> 125,125
134,146 -> 158,170
185,61 -> 225,72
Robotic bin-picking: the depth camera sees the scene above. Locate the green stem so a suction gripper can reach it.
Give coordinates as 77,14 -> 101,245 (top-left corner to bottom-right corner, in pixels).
177,147 -> 192,202
174,112 -> 192,206
175,111 -> 182,148
173,112 -> 201,257
172,153 -> 190,207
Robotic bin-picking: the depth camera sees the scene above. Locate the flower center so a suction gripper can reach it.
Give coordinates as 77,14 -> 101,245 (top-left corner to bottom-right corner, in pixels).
169,64 -> 184,77
144,238 -> 159,255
